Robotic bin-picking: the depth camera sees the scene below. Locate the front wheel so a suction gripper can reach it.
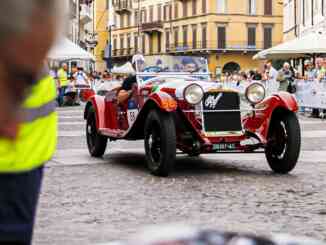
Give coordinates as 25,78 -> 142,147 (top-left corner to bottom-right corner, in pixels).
144,110 -> 176,177
86,107 -> 108,157
265,112 -> 301,174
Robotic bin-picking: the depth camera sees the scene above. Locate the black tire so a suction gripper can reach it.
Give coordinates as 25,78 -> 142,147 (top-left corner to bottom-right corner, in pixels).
144,110 -> 176,177
86,107 -> 108,157
265,112 -> 301,174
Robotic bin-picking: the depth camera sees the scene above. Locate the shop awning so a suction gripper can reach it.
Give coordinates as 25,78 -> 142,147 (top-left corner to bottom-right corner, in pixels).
253,32 -> 326,60
47,37 -> 95,61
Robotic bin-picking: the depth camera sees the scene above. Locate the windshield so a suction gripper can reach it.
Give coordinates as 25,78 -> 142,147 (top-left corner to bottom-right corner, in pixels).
136,55 -> 210,83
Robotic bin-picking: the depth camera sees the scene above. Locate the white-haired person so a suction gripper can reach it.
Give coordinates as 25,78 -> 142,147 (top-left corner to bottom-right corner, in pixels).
0,0 -> 61,244
276,62 -> 294,92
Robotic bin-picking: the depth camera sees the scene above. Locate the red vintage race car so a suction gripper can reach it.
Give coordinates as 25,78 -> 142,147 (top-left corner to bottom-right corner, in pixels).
84,55 -> 301,177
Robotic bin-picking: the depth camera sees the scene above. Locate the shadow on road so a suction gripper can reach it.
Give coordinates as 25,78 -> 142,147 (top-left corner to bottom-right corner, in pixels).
102,152 -> 297,179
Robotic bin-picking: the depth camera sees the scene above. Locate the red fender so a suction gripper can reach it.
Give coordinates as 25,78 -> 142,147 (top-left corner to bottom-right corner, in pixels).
243,92 -> 298,142
148,91 -> 178,112
84,95 -> 106,129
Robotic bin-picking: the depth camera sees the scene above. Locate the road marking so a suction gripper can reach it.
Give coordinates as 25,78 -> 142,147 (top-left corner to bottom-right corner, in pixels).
58,116 -> 82,119
300,120 -> 326,125
59,122 -> 85,125
57,129 -> 326,138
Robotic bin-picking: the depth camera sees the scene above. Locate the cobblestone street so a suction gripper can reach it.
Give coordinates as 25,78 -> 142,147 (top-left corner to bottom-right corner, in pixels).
34,106 -> 326,244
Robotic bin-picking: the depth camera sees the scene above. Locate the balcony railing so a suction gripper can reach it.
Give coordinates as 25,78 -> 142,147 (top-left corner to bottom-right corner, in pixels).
141,21 -> 164,34
114,0 -> 132,14
166,41 -> 279,53
112,48 -> 135,57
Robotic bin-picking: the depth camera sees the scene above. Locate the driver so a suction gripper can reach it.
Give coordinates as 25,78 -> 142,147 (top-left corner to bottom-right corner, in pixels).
117,54 -> 145,104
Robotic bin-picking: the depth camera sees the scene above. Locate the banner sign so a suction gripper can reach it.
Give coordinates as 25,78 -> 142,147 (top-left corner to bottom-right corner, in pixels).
223,79 -> 326,109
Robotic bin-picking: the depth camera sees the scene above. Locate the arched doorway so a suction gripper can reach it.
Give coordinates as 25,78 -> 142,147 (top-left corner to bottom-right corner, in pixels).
222,62 -> 241,74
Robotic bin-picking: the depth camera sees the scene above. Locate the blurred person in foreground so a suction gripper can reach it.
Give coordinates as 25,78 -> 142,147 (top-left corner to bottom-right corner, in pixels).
0,0 -> 60,244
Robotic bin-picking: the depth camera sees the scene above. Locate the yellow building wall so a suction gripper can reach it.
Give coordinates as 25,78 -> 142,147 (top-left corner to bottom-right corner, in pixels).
95,0 -> 108,72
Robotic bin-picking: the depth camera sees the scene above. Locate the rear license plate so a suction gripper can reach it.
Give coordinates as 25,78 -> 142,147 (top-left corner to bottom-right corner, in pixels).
213,143 -> 236,151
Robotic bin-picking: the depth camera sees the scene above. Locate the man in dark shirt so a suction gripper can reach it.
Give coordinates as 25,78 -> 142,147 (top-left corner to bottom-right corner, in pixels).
118,54 -> 145,104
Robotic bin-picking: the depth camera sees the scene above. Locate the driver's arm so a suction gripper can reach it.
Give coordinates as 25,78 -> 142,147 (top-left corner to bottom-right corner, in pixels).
117,75 -> 136,104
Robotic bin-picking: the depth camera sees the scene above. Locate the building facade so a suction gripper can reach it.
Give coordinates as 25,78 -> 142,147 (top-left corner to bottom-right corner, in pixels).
107,0 -> 283,76
284,0 -> 326,41
94,0 -> 109,71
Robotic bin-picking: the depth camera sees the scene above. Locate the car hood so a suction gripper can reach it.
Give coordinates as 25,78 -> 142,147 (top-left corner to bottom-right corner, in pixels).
156,79 -> 225,98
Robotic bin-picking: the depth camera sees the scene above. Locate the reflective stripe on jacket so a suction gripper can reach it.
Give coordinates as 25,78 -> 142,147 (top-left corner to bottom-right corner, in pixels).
0,75 -> 57,173
57,68 -> 69,87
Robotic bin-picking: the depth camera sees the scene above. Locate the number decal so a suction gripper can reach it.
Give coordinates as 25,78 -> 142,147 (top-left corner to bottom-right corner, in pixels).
127,109 -> 138,126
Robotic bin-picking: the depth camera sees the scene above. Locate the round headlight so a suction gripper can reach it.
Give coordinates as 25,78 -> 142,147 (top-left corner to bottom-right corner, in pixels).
184,84 -> 204,105
245,82 -> 266,104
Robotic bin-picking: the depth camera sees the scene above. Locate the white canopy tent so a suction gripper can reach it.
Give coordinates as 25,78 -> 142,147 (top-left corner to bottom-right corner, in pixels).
111,62 -> 135,74
253,32 -> 326,60
47,37 -> 95,61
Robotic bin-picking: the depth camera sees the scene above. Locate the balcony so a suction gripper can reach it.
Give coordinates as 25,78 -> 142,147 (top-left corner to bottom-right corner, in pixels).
166,41 -> 279,53
141,21 -> 164,34
80,4 -> 92,24
114,0 -> 132,15
112,48 -> 135,57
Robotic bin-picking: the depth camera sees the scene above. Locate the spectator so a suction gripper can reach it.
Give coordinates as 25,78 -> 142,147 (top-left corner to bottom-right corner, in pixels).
277,62 -> 294,92
263,60 -> 278,81
304,60 -> 315,81
315,57 -> 325,81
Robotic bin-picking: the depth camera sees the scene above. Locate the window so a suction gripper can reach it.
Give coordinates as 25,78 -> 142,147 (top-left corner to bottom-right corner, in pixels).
127,34 -> 131,54
174,27 -> 179,48
163,5 -> 168,20
142,35 -> 146,54
127,14 -> 131,27
134,34 -> 138,52
202,24 -> 207,48
141,9 -> 147,23
169,4 -> 172,20
263,26 -> 272,49
165,30 -> 170,51
192,0 -> 197,15
134,10 -> 139,26
149,36 -> 153,54
304,0 -> 311,25
174,2 -> 179,19
158,4 -> 162,21
183,1 -> 188,17
120,34 -> 124,54
149,5 -> 154,22
183,25 -> 188,47
247,26 -> 256,47
217,0 -> 226,13
202,0 -> 207,13
248,0 -> 256,15
120,15 -> 124,28
302,0 -> 305,25
158,33 -> 162,53
192,25 -> 197,49
113,37 -> 117,56
264,0 -> 272,15
217,26 -> 226,49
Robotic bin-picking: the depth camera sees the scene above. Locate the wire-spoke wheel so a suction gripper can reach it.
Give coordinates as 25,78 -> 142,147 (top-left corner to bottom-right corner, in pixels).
86,107 -> 107,157
144,110 -> 176,177
265,112 -> 301,174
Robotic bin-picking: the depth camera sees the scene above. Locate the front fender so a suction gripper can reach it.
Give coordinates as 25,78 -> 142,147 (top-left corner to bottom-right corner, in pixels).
148,91 -> 178,112
84,95 -> 106,129
243,92 -> 298,142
